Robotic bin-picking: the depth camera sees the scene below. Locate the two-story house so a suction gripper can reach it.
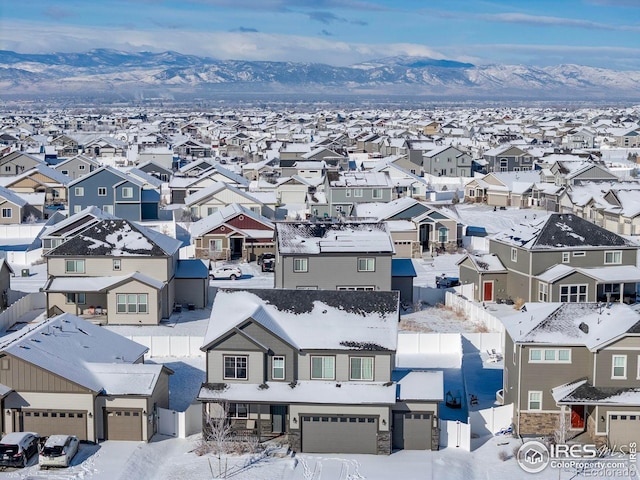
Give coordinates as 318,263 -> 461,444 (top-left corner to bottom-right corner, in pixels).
67,166 -> 160,221
274,220 -> 395,291
197,289 -> 442,454
325,171 -> 394,216
42,218 -> 207,324
483,145 -> 537,173
422,145 -> 473,177
458,213 -> 640,303
501,302 -> 640,448
0,151 -> 44,176
53,154 -> 101,180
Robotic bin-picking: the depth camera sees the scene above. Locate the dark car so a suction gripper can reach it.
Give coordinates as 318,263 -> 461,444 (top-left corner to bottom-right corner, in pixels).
261,257 -> 275,272
257,252 -> 275,265
0,432 -> 40,468
436,274 -> 460,289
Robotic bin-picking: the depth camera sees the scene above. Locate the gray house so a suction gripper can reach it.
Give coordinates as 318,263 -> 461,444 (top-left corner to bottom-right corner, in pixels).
422,145 -> 473,177
54,155 -> 100,180
501,302 -> 640,448
0,151 -> 43,176
483,145 -> 537,173
274,220 -> 395,291
197,289 -> 442,454
325,171 -> 394,216
458,213 -> 640,303
68,166 -> 160,221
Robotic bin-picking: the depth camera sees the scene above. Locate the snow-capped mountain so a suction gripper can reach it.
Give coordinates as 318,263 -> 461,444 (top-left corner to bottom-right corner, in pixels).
0,49 -> 638,99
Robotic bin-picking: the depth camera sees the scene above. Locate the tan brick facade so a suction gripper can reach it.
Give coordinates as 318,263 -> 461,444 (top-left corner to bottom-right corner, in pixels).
519,412 -> 560,436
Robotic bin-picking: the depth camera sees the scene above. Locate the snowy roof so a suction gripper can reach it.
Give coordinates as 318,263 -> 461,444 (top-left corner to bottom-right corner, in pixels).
500,302 -> 640,350
0,313 -> 148,392
46,218 -> 181,257
554,380 -> 640,406
536,264 -> 640,284
184,181 -> 265,207
458,253 -> 507,273
551,379 -> 588,403
353,197 -> 423,220
0,185 -> 27,207
492,213 -> 634,250
276,221 -> 394,254
329,171 -> 393,188
203,289 -> 399,352
190,203 -> 274,239
198,380 -> 396,405
40,206 -> 116,239
86,363 -> 167,396
44,271 -> 164,293
394,370 -> 444,401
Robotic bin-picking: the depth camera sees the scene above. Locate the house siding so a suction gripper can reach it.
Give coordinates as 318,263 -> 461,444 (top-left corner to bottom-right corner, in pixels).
106,280 -> 161,325
296,351 -> 392,382
207,350 -> 264,384
0,354 -> 91,393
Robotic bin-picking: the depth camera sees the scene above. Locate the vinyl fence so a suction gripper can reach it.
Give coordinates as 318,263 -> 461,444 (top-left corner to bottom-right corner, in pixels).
157,403 -> 202,438
440,419 -> 471,451
125,335 -> 205,357
0,292 -> 46,332
470,404 -> 514,438
445,292 -> 505,335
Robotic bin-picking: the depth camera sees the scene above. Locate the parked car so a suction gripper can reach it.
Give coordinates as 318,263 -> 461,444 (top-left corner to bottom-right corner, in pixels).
261,257 -> 275,272
257,252 -> 275,265
209,266 -> 242,280
0,432 -> 40,468
47,203 -> 66,211
39,435 -> 80,469
436,274 -> 460,288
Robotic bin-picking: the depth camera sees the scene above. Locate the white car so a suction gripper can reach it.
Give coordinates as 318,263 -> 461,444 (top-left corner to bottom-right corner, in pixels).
39,435 -> 79,469
209,266 -> 242,280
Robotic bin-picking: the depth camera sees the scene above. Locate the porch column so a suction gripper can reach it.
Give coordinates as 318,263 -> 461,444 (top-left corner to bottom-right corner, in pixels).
619,283 -> 624,303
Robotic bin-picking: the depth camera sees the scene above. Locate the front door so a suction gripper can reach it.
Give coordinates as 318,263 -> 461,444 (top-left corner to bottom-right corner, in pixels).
271,405 -> 287,434
570,405 -> 585,429
483,281 -> 494,302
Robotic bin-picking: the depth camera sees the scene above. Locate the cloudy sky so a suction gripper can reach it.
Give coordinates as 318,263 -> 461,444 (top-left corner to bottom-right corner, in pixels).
1,0 -> 639,69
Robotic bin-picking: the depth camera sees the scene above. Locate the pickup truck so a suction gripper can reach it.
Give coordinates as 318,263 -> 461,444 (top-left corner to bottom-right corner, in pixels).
436,274 -> 460,288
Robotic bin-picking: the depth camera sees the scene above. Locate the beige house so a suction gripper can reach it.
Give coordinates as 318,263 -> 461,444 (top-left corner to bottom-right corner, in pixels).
0,313 -> 171,442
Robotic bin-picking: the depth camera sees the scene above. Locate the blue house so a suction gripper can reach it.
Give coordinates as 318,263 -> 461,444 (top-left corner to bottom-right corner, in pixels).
68,166 -> 159,221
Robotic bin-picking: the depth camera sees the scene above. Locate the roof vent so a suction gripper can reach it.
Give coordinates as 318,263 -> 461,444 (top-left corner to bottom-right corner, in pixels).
578,322 -> 589,334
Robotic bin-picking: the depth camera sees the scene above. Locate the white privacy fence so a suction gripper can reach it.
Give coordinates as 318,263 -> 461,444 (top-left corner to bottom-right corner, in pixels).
0,292 -> 46,332
157,403 -> 202,438
397,332 -> 462,355
125,335 -> 205,357
440,419 -> 471,451
445,292 -> 505,335
470,404 -> 514,437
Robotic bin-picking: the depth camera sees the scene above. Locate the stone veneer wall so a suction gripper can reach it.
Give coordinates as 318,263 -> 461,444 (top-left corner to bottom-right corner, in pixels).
377,432 -> 391,455
519,412 -> 560,436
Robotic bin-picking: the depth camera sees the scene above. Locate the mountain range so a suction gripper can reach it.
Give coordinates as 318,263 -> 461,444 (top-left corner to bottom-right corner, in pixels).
0,49 -> 639,100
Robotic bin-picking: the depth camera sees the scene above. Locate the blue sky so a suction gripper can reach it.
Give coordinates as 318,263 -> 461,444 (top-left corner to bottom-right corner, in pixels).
1,0 -> 639,69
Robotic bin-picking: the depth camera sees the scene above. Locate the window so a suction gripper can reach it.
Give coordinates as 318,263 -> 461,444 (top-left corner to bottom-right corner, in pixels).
272,356 -> 285,380
357,258 -> 375,272
229,403 -> 248,418
1,208 -> 11,218
78,164 -> 85,171
605,251 -> 622,265
529,348 -> 571,363
61,170 -> 68,175
209,239 -> 222,252
65,293 -> 86,304
612,355 -> 627,379
560,285 -> 587,303
65,259 -> 85,273
562,252 -> 570,263
538,283 -> 548,302
353,188 -> 363,197
372,188 -> 383,199
73,205 -> 82,214
345,189 -> 351,198
113,259 -> 121,271
121,187 -> 134,198
311,356 -> 335,379
4,165 -> 10,172
98,187 -> 107,196
469,189 -> 475,197
511,248 -> 517,262
102,205 -> 114,214
116,293 -> 148,314
293,258 -> 308,273
350,357 -> 374,380
438,227 -> 448,244
528,391 -> 542,411
74,187 -> 84,197
224,356 -> 248,380
206,207 -> 218,216
573,251 -> 585,257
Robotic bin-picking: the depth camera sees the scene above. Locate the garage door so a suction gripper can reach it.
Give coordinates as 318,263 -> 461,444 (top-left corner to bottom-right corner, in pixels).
392,412 -> 433,450
609,414 -> 640,447
105,409 -> 143,441
19,410 -> 87,441
301,415 -> 378,454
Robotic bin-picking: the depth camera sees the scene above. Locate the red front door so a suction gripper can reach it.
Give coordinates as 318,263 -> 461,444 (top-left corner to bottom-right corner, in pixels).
483,281 -> 494,302
571,405 -> 585,429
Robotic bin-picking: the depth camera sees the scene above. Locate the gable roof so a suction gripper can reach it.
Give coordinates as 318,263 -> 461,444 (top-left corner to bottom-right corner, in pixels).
203,289 -> 399,352
184,181 -> 264,207
492,213 -> 634,250
276,221 -> 394,255
190,203 -> 274,239
45,218 -> 181,257
0,313 -> 148,392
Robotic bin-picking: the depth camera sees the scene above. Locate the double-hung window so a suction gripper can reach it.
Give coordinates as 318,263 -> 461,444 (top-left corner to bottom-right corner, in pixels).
116,294 -> 148,314
224,356 -> 248,380
612,355 -> 627,379
1,208 -> 11,218
272,356 -> 285,380
528,391 -> 542,410
65,293 -> 86,304
560,285 -> 587,302
98,187 -> 107,196
350,357 -> 374,380
229,403 -> 248,418
74,187 -> 84,197
604,251 -> 622,265
311,356 -> 335,380
121,187 -> 134,198
372,188 -> 383,199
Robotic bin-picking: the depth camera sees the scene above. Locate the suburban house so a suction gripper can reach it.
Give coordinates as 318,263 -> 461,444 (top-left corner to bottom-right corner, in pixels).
325,171 -> 394,216
463,171 -> 540,208
0,313 -> 172,442
184,182 -> 276,220
421,145 -> 473,177
550,160 -> 619,186
0,151 -> 44,176
500,301 -> 640,448
274,220 -> 395,291
42,218 -> 208,324
39,206 -> 116,253
53,154 -> 101,180
190,203 -> 275,262
3,164 -> 70,206
197,289 -> 442,454
0,185 -> 44,224
457,213 -> 640,304
67,166 -> 160,221
483,145 -> 537,173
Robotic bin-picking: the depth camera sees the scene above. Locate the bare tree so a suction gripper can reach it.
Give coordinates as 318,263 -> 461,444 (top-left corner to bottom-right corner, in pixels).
202,402 -> 233,478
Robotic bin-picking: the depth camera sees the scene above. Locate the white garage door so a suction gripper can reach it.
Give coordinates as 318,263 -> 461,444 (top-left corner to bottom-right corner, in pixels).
609,414 -> 640,448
